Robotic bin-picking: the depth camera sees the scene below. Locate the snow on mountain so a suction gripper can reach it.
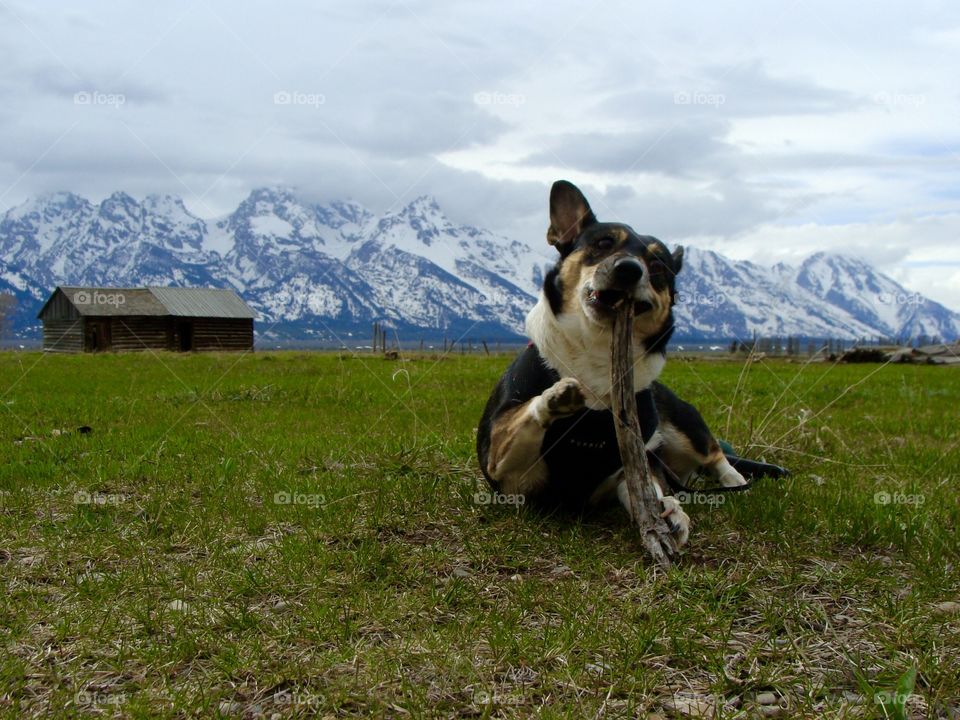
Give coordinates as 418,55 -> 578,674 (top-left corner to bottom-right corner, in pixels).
217,187 -> 373,265
674,247 -> 880,341
208,189 -> 385,333
1,187 -> 958,342
345,197 -> 553,334
792,252 -> 960,340
0,192 -> 96,279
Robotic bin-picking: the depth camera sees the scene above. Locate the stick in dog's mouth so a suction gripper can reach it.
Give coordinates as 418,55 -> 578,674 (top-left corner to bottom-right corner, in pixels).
585,287 -> 654,315
609,301 -> 678,567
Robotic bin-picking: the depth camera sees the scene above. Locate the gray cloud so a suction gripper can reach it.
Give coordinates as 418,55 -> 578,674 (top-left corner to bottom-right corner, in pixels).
290,90 -> 510,159
519,119 -> 738,177
28,65 -> 169,104
595,62 -> 863,121
0,0 -> 959,310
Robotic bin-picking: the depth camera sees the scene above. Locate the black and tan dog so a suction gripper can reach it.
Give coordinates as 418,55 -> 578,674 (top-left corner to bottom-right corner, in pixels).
477,180 -> 787,546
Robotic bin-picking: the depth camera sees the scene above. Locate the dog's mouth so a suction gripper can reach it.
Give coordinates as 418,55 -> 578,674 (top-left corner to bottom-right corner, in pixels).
585,287 -> 653,315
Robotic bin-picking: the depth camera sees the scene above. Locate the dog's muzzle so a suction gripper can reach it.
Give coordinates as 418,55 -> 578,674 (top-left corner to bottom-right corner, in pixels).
585,256 -> 654,314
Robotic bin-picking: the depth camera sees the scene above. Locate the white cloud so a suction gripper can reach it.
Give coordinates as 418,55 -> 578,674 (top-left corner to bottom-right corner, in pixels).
0,0 -> 958,309
717,215 -> 960,310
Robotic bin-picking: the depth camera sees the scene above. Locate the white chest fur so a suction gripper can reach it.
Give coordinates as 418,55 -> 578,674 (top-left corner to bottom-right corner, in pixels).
525,296 -> 666,410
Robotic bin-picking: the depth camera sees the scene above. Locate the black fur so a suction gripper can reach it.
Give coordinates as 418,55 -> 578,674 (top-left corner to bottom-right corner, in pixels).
726,456 -> 790,481
652,382 -> 790,483
543,266 -> 565,317
476,179 -> 788,517
477,344 -> 660,510
651,382 -> 714,457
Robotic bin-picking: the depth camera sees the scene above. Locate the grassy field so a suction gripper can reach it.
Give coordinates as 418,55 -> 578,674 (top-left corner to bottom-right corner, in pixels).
0,349 -> 958,718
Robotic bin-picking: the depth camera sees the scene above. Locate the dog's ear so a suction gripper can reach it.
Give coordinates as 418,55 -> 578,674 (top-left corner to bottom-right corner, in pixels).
547,180 -> 596,250
672,245 -> 684,274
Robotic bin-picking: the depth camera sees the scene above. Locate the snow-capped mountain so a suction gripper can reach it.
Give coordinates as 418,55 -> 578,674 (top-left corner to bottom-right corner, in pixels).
792,253 -> 959,340
676,248 -> 879,340
344,196 -> 548,335
1,188 -> 958,343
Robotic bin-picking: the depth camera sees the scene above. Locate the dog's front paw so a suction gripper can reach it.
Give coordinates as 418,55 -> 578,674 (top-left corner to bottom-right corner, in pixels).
530,377 -> 586,427
544,377 -> 586,417
660,496 -> 691,547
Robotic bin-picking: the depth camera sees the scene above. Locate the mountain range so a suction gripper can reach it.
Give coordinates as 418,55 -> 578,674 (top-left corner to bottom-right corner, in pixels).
1,187 -> 958,344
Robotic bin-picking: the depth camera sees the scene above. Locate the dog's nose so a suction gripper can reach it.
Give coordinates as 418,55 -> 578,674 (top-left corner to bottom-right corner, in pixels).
611,256 -> 644,287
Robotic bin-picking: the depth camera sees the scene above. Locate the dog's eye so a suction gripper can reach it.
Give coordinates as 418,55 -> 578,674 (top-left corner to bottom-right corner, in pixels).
595,237 -> 614,251
648,259 -> 667,276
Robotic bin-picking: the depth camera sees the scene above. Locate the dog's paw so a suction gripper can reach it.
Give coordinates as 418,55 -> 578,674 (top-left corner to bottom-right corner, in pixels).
542,377 -> 586,418
660,496 -> 691,547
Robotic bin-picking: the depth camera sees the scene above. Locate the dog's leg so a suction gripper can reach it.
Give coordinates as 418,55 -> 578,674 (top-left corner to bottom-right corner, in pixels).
726,456 -> 790,480
486,377 -> 585,497
657,420 -> 748,488
702,449 -> 748,488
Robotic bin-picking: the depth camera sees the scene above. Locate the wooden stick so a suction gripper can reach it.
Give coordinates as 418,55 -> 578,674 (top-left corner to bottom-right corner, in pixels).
610,302 -> 678,567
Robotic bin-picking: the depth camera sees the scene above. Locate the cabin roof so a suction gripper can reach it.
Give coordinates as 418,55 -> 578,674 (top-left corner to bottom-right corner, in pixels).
37,286 -> 256,319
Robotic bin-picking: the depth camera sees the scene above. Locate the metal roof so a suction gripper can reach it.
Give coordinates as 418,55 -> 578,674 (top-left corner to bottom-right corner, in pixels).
147,287 -> 256,319
39,286 -> 256,319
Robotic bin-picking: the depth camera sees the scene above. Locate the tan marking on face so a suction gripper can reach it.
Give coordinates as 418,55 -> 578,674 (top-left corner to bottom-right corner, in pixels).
632,287 -> 673,338
558,249 -> 592,315
615,228 -> 628,242
647,241 -> 663,254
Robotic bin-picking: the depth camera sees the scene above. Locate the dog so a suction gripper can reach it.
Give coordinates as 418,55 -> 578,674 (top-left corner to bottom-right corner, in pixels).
476,180 -> 787,547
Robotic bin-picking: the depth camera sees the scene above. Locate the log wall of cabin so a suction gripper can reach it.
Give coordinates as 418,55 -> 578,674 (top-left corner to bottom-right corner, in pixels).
42,318 -> 84,352
109,316 -> 171,352
191,318 -> 254,351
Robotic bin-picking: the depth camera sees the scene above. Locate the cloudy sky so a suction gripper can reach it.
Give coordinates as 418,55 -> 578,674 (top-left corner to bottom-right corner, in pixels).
1,0 -> 959,308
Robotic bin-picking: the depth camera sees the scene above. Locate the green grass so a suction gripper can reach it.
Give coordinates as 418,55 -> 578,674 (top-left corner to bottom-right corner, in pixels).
0,350 -> 958,718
